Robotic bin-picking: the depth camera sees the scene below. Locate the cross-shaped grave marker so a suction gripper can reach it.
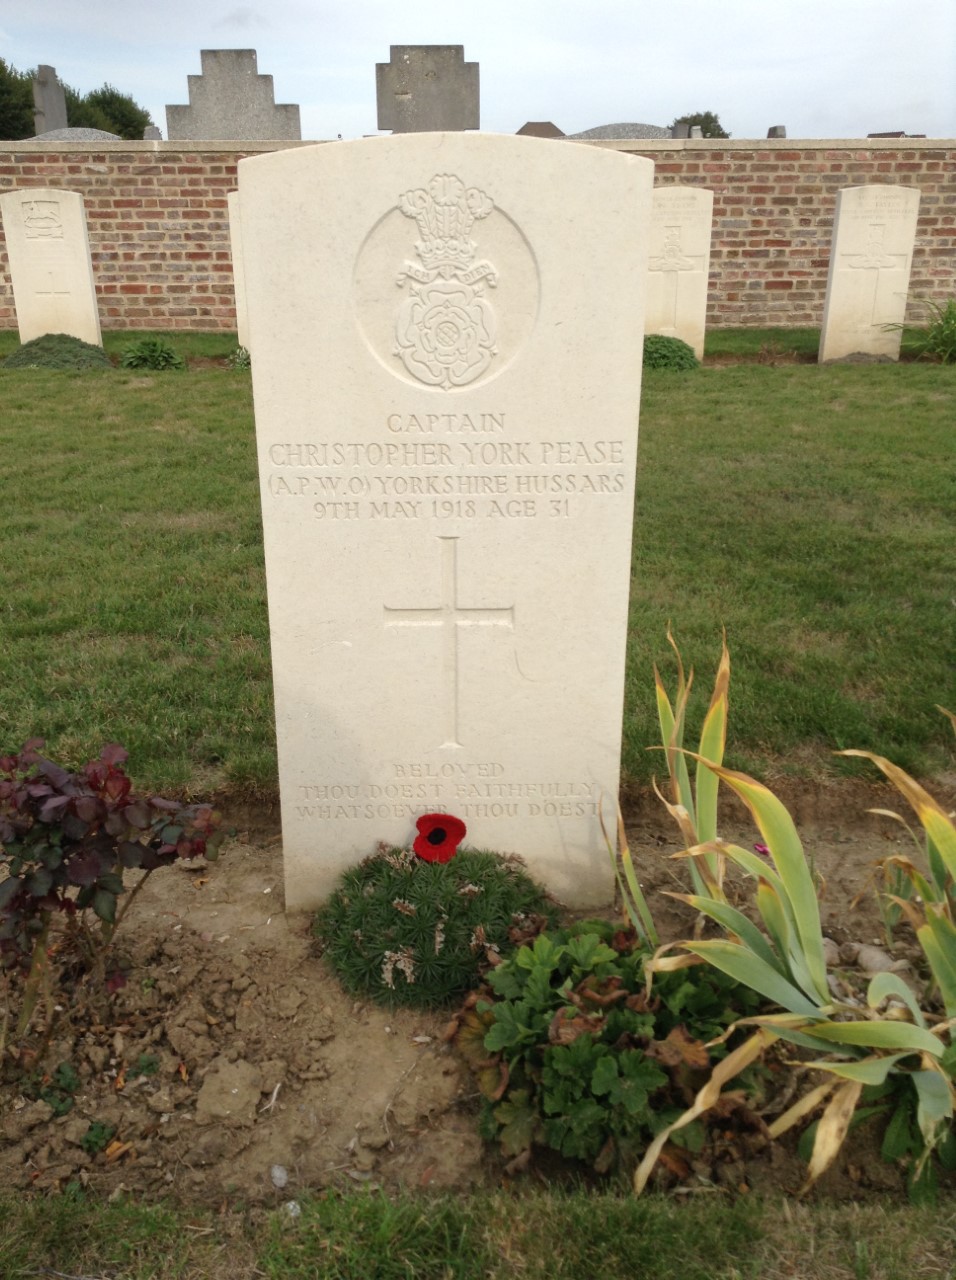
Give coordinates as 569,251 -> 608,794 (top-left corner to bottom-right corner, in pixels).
819,185 -> 920,362
384,535 -> 514,749
35,271 -> 70,298
843,223 -> 909,324
648,225 -> 702,332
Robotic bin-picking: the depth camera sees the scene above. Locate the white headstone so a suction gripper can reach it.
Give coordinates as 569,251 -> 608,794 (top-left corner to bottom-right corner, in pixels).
646,186 -> 714,359
226,191 -> 250,352
237,134 -> 653,912
819,185 -> 920,362
0,188 -> 101,346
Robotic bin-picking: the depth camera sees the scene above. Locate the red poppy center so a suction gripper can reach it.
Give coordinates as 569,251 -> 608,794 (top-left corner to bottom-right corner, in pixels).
426,827 -> 447,846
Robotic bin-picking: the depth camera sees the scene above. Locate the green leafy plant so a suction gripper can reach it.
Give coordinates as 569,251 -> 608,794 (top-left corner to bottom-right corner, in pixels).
132,1052 -> 160,1077
891,299 -> 956,364
0,740 -> 226,1045
449,921 -> 760,1173
638,751 -> 956,1197
653,630 -> 730,900
642,335 -> 700,371
23,1060 -> 81,1116
227,345 -> 251,370
314,843 -> 557,1010
119,336 -> 186,371
2,333 -> 111,370
603,633 -> 730,948
80,1120 -> 116,1155
601,804 -> 658,948
849,719 -> 956,1022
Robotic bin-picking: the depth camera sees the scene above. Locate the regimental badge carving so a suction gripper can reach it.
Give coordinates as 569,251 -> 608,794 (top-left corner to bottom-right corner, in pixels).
394,173 -> 498,390
649,225 -> 694,272
22,199 -> 64,240
847,223 -> 897,271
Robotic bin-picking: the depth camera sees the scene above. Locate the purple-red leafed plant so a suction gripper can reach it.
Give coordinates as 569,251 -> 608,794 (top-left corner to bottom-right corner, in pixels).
0,739 -> 225,1045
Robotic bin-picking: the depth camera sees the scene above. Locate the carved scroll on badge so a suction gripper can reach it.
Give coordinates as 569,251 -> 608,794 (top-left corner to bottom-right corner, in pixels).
394,173 -> 498,390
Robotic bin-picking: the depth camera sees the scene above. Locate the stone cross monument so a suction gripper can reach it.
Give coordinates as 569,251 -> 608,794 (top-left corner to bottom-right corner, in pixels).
376,46 -> 479,133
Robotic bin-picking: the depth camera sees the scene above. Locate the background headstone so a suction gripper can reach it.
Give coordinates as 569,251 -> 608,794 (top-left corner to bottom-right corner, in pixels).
376,46 -> 479,132
166,50 -> 301,140
818,185 -> 920,362
0,187 -> 101,346
767,125 -> 787,138
646,185 -> 714,359
32,65 -> 68,135
226,190 -> 250,352
237,133 -> 653,911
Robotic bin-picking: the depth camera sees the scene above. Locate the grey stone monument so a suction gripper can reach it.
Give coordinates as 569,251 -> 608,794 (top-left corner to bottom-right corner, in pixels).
376,46 -> 479,133
166,50 -> 301,141
32,65 -> 68,135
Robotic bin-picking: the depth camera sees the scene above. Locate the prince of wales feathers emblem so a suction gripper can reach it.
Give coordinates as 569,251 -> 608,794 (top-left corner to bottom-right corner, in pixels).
394,174 -> 498,389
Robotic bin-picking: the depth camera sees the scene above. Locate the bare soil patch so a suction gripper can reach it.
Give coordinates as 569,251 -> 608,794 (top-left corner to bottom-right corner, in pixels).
1,779 -> 950,1206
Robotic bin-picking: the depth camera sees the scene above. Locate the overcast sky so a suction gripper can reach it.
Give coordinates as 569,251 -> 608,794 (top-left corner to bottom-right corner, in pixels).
3,0 -> 955,141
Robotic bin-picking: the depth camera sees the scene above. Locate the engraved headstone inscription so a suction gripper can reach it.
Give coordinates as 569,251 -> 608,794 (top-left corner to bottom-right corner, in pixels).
237,133 -> 654,911
0,187 -> 101,345
646,185 -> 714,359
819,185 -> 920,362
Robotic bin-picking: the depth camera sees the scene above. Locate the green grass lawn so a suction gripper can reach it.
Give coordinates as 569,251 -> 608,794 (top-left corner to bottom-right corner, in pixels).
628,362 -> 955,785
0,337 -> 953,797
1,1186 -> 953,1280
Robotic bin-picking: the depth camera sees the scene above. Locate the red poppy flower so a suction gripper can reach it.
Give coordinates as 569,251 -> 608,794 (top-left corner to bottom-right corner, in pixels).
413,813 -> 466,864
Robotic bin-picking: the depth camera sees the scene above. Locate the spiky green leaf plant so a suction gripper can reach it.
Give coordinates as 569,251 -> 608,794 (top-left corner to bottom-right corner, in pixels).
638,729 -> 956,1196
653,630 -> 730,899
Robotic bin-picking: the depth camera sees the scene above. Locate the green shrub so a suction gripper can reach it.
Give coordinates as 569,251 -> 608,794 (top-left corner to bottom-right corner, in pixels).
22,1061 -> 81,1116
3,333 -> 112,370
80,1121 -> 116,1155
643,334 -> 700,370
314,845 -> 558,1010
449,921 -> 760,1173
228,345 -> 251,371
119,336 -> 186,371
913,299 -> 956,364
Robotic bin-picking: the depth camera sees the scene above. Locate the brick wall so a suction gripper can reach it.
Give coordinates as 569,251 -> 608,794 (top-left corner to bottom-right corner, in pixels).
0,138 -> 953,332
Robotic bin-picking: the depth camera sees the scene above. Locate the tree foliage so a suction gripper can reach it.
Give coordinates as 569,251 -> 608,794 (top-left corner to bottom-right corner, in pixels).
0,59 -> 35,140
671,111 -> 730,139
0,61 -> 152,140
65,82 -> 152,139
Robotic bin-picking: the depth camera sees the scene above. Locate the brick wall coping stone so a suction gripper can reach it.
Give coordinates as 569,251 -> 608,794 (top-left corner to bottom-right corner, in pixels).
2,136 -> 952,155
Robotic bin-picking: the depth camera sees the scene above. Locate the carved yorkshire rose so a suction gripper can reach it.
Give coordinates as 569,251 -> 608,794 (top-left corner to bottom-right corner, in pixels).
394,173 -> 499,390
